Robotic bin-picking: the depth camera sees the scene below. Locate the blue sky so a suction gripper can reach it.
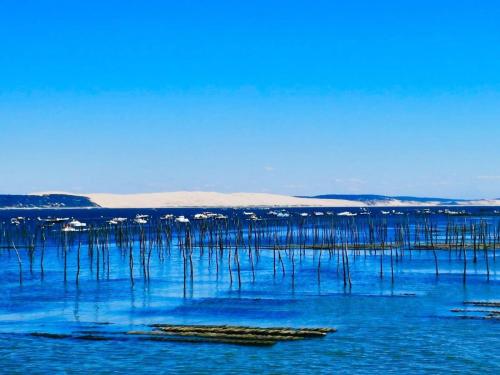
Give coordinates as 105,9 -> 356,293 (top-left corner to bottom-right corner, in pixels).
1,1 -> 499,198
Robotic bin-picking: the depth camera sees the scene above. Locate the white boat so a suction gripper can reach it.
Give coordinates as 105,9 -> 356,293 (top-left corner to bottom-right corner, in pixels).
134,218 -> 148,224
337,211 -> 357,217
202,212 -> 218,218
160,214 -> 174,220
194,213 -> 208,220
215,214 -> 228,220
175,216 -> 190,223
109,217 -> 127,225
381,211 -> 390,215
62,226 -> 77,232
276,212 -> 290,218
38,217 -> 69,223
300,213 -> 309,217
243,211 -> 255,216
69,219 -> 87,228
313,212 -> 324,216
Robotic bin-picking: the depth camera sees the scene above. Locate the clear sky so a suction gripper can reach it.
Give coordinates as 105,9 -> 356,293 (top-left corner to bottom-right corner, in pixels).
1,1 -> 499,198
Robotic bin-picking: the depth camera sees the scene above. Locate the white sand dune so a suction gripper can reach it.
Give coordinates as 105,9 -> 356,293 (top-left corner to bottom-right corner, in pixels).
456,199 -> 500,206
367,199 -> 442,207
29,191 -> 500,208
83,191 -> 365,208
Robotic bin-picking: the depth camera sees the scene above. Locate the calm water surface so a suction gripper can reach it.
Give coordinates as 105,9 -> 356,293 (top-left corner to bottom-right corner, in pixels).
0,208 -> 498,374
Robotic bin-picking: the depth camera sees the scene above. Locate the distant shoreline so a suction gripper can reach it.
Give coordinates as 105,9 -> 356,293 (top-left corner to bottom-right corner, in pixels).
1,205 -> 500,211
0,191 -> 499,209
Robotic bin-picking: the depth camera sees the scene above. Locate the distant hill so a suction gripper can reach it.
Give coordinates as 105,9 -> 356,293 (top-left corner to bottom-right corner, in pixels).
299,194 -> 465,205
0,194 -> 100,208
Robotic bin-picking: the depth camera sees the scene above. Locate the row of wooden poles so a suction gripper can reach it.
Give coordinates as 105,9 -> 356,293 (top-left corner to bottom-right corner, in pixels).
1,216 -> 499,287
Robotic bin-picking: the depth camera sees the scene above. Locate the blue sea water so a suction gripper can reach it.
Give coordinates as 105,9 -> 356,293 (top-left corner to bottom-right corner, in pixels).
0,208 -> 498,374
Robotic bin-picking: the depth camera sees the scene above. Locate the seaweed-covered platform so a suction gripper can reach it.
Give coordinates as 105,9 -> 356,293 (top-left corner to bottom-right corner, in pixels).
28,324 -> 336,347
450,301 -> 500,320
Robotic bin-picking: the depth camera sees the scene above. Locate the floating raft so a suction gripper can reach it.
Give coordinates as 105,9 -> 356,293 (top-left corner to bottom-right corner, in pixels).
450,301 -> 500,320
129,324 -> 336,346
464,301 -> 500,308
28,324 -> 336,347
